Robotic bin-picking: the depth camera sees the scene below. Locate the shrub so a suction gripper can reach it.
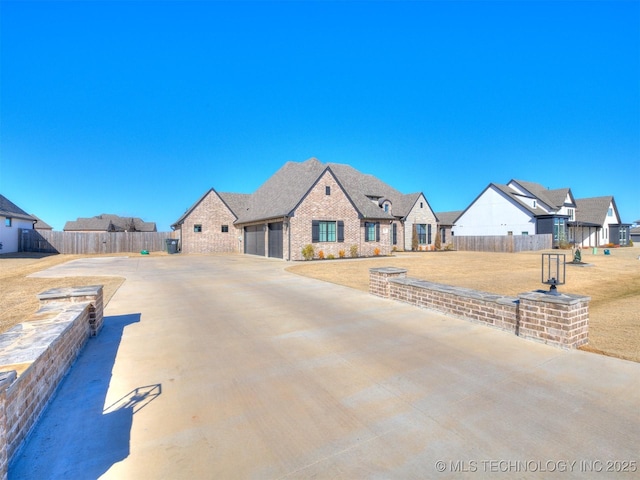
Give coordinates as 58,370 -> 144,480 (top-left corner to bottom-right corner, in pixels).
373,247 -> 381,256
434,233 -> 442,251
411,224 -> 419,251
318,250 -> 325,260
338,249 -> 346,258
327,254 -> 335,259
350,244 -> 358,258
302,244 -> 314,261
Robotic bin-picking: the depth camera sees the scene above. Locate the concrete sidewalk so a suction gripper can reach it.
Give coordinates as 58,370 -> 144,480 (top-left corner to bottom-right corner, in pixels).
10,255 -> 640,478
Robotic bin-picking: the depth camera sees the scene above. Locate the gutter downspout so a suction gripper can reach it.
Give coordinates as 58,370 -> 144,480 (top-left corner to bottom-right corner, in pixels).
285,215 -> 291,261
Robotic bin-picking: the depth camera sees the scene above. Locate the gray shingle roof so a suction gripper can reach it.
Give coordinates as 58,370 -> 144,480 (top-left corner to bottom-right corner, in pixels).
510,180 -> 573,210
234,158 -> 418,224
218,193 -> 251,217
174,158 -> 431,227
574,196 -> 614,226
435,210 -> 463,225
32,214 -> 53,230
0,194 -> 36,222
64,214 -> 157,232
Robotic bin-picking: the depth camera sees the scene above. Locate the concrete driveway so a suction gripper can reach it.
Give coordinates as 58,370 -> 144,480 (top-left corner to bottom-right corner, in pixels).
10,254 -> 640,478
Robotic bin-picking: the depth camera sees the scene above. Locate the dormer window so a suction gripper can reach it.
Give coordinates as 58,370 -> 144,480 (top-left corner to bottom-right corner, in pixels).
325,186 -> 331,195
384,204 -> 389,213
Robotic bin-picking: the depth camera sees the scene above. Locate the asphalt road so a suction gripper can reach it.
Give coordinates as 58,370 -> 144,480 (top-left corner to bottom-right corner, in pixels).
10,254 -> 640,479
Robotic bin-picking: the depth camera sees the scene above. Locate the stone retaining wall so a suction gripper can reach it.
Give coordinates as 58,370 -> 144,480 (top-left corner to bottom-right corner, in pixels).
0,286 -> 103,480
370,268 -> 589,349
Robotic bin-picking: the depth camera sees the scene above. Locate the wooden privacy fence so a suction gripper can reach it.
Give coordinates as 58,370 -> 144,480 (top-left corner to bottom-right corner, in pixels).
19,229 -> 175,254
452,234 -> 552,253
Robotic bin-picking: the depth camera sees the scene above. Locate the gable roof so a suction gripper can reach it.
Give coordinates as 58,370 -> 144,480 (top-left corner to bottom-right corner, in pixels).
64,214 -> 157,232
509,180 -> 575,210
573,196 -> 616,226
0,194 -> 36,222
172,188 -> 251,228
492,184 -> 548,216
325,162 -> 418,220
236,158 -> 327,223
230,158 -> 425,224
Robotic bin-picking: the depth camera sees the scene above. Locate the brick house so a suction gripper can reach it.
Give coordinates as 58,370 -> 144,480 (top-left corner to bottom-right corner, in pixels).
435,210 -> 462,247
172,158 -> 437,260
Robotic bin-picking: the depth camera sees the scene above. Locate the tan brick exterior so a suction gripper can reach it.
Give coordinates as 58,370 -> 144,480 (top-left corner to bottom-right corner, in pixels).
403,195 -> 438,251
178,190 -> 239,254
288,170 -> 392,261
370,268 -> 590,349
177,167 -> 436,260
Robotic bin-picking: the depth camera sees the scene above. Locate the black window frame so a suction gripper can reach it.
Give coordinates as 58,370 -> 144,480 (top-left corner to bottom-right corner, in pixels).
221,225 -> 229,233
365,222 -> 380,242
194,224 -> 202,233
416,224 -> 427,244
312,220 -> 344,243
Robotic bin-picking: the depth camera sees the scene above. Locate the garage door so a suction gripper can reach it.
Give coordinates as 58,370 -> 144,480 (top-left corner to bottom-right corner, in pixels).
268,222 -> 283,259
244,225 -> 265,256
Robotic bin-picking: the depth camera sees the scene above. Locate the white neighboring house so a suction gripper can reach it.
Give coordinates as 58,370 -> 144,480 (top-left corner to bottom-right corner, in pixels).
452,180 -> 576,246
570,196 -> 631,247
0,194 -> 36,254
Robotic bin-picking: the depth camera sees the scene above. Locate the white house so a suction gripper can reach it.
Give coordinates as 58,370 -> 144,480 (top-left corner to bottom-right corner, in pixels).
570,196 -> 631,247
0,194 -> 36,254
452,180 -> 577,245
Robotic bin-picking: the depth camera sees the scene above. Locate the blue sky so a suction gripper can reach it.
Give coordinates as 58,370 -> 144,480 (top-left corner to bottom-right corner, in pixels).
2,0 -> 638,231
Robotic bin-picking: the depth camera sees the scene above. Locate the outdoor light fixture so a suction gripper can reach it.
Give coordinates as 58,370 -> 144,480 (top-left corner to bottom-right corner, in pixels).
541,253 -> 566,295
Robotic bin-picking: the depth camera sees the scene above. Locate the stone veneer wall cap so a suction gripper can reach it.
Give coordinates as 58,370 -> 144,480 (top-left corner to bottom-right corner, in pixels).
391,277 -> 518,305
369,267 -> 408,274
37,285 -> 103,301
0,371 -> 16,389
518,291 -> 591,305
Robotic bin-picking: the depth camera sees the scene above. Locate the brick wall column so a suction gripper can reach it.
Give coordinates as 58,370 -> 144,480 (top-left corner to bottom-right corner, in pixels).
37,285 -> 104,336
0,371 -> 17,480
517,291 -> 590,348
369,267 -> 407,298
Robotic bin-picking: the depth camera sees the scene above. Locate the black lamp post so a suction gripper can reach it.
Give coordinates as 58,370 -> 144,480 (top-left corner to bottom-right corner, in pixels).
542,253 -> 566,295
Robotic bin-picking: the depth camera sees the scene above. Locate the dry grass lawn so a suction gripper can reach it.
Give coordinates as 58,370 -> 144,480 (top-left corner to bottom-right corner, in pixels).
287,248 -> 640,363
1,248 -> 638,364
0,252 -> 127,334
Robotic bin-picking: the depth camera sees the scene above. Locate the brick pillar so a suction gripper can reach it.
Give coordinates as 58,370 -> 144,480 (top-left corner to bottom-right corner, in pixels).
369,267 -> 408,298
517,291 -> 590,348
0,371 -> 17,480
37,286 -> 105,336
